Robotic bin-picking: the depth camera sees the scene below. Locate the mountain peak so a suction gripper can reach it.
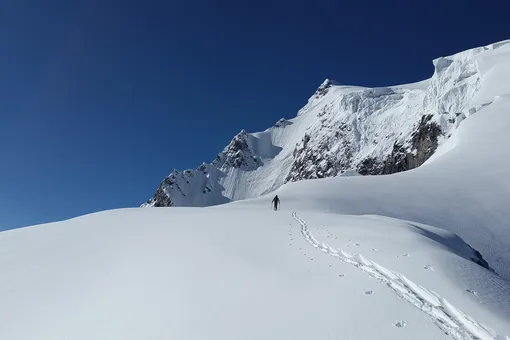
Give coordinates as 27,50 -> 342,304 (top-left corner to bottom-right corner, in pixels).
143,39 -> 510,209
314,78 -> 337,98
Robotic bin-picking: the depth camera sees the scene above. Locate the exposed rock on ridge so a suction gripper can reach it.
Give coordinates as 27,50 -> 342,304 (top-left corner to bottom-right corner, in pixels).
143,40 -> 510,208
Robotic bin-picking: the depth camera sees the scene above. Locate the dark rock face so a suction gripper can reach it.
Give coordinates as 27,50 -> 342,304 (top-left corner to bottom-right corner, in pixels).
357,157 -> 383,176
212,130 -> 261,170
151,186 -> 173,207
382,114 -> 441,174
471,248 -> 496,273
287,114 -> 443,180
146,178 -> 175,207
357,115 -> 442,175
406,114 -> 442,168
285,129 -> 353,182
144,169 -> 195,207
285,118 -> 355,183
314,79 -> 333,99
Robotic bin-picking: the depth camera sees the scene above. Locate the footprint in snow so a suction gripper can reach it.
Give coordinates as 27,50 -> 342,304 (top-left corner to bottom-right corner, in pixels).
338,274 -> 345,278
372,248 -> 378,251
355,243 -> 360,246
424,265 -> 435,271
402,253 -> 410,257
393,321 -> 406,328
365,290 -> 374,295
466,289 -> 478,296
329,264 -> 333,267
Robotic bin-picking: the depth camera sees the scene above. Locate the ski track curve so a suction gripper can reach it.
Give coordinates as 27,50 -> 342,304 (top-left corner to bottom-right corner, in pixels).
292,212 -> 509,340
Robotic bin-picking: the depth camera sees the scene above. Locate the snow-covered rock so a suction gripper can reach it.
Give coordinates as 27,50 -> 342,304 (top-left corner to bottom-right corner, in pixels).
144,39 -> 510,208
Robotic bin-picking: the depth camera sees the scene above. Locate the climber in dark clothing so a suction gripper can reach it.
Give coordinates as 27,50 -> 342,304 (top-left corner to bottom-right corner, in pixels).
272,195 -> 280,211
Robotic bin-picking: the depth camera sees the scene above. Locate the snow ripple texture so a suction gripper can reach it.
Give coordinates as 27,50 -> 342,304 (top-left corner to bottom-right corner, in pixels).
292,212 -> 509,340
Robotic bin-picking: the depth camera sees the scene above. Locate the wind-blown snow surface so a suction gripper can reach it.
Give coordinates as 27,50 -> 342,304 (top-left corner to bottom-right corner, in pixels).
1,207 -> 509,340
144,39 -> 510,208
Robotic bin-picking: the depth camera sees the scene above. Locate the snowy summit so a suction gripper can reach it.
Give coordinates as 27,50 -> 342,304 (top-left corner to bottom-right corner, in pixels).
1,40 -> 510,340
143,40 -> 510,208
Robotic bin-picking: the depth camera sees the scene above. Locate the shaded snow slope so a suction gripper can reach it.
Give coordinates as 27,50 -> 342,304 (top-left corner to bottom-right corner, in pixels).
144,39 -> 510,208
1,207 -> 509,340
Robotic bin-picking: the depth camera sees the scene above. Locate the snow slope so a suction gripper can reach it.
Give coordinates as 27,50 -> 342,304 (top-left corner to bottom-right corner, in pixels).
233,94 -> 510,282
144,39 -> 510,208
1,207 -> 509,340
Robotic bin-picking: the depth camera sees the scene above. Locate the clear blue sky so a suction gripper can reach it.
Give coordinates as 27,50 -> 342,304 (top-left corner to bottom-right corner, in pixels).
1,0 -> 508,230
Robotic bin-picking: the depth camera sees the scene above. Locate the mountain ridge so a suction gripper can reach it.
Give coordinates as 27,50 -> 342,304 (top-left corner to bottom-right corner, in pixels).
143,39 -> 510,208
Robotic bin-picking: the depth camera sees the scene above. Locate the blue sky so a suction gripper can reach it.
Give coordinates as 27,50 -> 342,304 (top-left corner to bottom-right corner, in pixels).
1,0 -> 508,230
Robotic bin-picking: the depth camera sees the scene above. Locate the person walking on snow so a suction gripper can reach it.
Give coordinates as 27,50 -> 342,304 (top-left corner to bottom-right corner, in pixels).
272,195 -> 280,211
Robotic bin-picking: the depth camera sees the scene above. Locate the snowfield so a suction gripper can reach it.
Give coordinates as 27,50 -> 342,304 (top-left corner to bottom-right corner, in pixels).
2,40 -> 510,339
1,207 -> 509,340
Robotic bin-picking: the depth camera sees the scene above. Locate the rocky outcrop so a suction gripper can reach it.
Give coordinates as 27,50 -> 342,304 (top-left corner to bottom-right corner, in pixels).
149,185 -> 174,207
143,174 -> 178,207
384,114 -> 441,173
357,157 -> 383,176
314,79 -> 334,98
285,126 -> 353,182
212,130 -> 262,170
286,82 -> 443,181
143,40 -> 510,208
143,164 -> 230,208
471,248 -> 496,273
287,113 -> 443,179
357,114 -> 442,175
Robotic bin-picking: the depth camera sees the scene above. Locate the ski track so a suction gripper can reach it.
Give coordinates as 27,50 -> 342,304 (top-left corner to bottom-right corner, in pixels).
292,212 -> 509,340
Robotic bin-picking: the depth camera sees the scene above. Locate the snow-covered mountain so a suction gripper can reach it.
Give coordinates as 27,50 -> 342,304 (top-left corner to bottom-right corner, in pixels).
2,39 -> 510,340
144,39 -> 510,208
